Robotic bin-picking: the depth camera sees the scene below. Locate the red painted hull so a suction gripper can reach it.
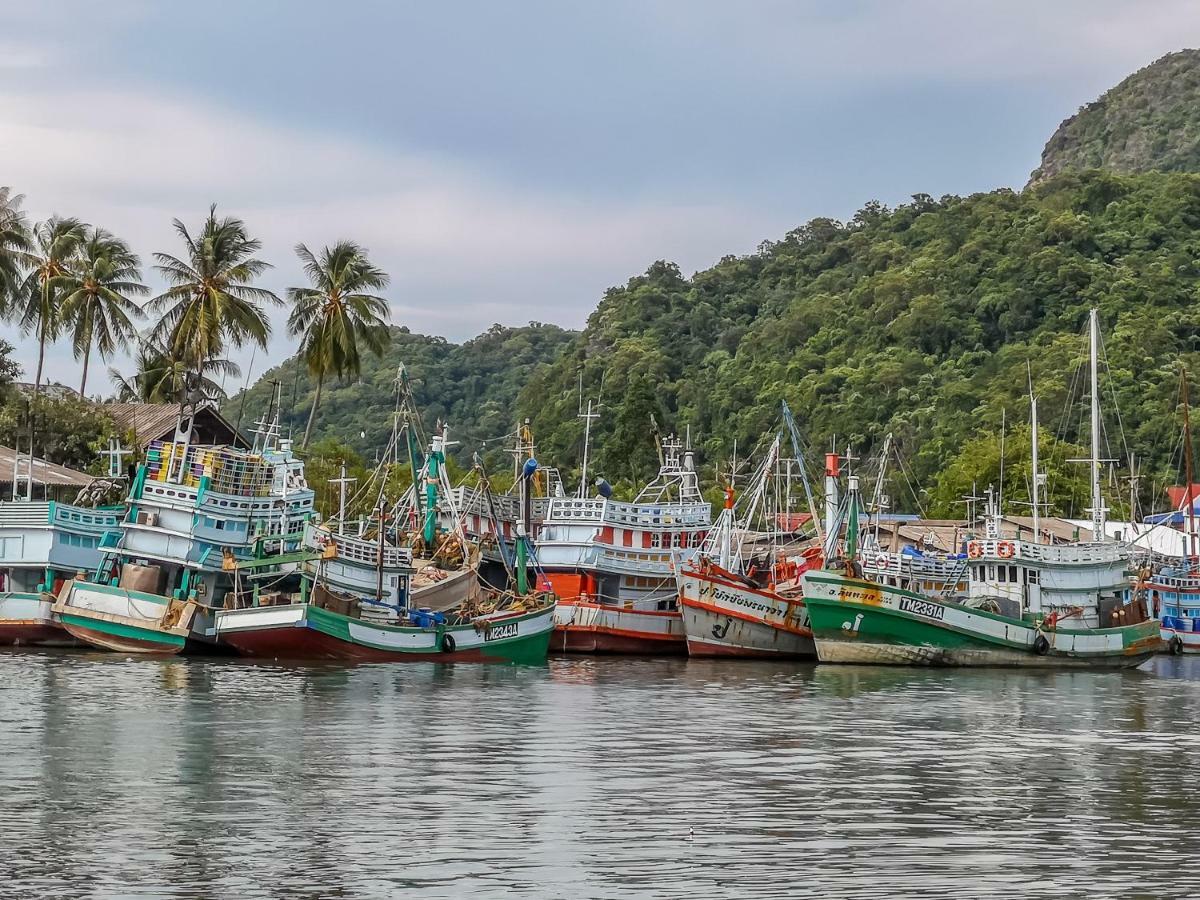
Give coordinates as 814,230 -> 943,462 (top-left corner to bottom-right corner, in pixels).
0,621 -> 73,647
551,626 -> 686,655
224,625 -> 498,663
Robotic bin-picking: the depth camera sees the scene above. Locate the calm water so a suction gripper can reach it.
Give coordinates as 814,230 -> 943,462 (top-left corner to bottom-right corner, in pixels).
2,652 -> 1200,899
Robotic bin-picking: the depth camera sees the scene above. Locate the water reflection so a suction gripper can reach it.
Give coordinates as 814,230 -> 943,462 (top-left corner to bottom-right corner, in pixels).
1,651 -> 1199,897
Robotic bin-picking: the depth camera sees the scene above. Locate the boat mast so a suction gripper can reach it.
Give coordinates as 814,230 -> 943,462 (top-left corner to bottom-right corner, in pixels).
1183,367 -> 1197,560
1030,393 -> 1040,546
1089,308 -> 1106,542
577,398 -> 598,498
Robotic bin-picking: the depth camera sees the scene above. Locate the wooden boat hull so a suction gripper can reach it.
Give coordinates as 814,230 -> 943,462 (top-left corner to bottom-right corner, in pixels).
0,593 -> 75,646
679,566 -> 816,659
51,580 -> 192,655
216,601 -> 554,664
551,599 -> 686,655
802,571 -> 1162,668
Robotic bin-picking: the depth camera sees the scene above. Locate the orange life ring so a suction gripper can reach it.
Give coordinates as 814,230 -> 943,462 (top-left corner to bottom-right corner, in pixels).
997,541 -> 1016,559
967,542 -> 983,559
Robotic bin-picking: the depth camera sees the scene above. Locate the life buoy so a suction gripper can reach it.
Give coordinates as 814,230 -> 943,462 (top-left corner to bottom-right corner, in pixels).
1033,633 -> 1051,655
997,541 -> 1016,559
1170,635 -> 1185,656
876,554 -> 889,569
967,542 -> 983,559
441,632 -> 456,653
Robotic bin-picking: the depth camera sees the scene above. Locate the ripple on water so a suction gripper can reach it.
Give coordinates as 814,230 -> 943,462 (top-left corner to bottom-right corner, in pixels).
1,650 -> 1200,898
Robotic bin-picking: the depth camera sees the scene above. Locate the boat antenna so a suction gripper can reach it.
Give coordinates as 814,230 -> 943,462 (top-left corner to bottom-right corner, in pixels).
1030,385 -> 1041,546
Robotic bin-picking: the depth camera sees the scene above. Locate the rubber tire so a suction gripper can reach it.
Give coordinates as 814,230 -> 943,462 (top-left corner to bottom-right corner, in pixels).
1033,634 -> 1051,656
1170,635 -> 1185,656
441,632 -> 456,654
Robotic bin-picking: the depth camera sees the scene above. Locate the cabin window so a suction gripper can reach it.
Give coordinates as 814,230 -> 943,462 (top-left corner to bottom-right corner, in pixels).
650,533 -> 663,549
1027,569 -> 1039,585
988,565 -> 996,581
998,567 -> 1007,583
1008,566 -> 1017,583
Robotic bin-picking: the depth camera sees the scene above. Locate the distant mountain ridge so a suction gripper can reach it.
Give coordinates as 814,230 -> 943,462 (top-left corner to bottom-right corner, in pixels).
1029,49 -> 1200,185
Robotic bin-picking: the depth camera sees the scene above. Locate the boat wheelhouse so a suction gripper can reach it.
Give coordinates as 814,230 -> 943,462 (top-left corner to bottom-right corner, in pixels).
0,446 -> 126,646
543,436 -> 711,654
53,406 -> 316,654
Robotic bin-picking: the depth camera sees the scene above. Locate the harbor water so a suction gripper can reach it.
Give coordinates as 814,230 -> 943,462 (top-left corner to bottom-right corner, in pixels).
2,651 -> 1200,898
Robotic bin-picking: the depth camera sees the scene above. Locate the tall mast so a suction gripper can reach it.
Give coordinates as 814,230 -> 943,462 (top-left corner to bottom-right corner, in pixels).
577,399 -> 598,498
1184,368 -> 1197,560
1030,394 -> 1040,546
1089,308 -> 1105,542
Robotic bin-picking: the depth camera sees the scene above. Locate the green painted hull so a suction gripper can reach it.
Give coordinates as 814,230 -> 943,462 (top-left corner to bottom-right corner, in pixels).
217,601 -> 555,665
58,612 -> 187,655
802,571 -> 1161,669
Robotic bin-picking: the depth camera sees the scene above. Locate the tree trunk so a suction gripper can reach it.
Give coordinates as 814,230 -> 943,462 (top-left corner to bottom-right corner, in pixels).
302,374 -> 323,449
79,343 -> 91,398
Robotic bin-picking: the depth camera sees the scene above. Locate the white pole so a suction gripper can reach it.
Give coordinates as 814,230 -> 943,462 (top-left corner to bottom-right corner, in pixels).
1030,394 -> 1040,546
578,399 -> 594,498
1089,309 -> 1105,541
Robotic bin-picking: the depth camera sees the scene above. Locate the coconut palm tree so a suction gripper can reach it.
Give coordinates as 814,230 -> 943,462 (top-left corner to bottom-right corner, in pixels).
60,228 -> 148,397
149,205 -> 278,373
287,241 -> 391,448
17,217 -> 87,403
107,340 -> 239,404
0,187 -> 30,305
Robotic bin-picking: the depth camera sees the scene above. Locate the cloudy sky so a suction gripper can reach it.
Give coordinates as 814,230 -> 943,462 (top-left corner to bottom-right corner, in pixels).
2,1 -> 1199,392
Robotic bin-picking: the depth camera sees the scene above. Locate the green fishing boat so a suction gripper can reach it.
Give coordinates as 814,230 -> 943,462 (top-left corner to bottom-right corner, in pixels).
804,309 -> 1162,669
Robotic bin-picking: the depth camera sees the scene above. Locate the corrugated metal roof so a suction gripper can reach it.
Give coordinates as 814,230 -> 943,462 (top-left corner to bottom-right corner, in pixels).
101,403 -> 248,448
0,446 -> 96,488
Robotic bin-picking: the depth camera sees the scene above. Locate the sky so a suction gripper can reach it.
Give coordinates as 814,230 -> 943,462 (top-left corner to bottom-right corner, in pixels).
2,0 -> 1199,394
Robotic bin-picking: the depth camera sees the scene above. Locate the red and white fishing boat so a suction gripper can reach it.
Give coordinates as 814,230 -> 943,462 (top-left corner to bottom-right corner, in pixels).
539,436 -> 711,654
679,422 -> 823,659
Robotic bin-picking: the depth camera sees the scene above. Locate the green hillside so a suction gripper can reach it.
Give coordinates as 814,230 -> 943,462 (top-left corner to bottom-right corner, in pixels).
522,171 -> 1200,517
225,322 -> 576,464
1030,49 -> 1200,185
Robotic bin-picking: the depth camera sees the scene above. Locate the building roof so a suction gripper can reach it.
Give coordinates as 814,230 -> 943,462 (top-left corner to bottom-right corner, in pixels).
0,445 -> 96,489
101,403 -> 248,449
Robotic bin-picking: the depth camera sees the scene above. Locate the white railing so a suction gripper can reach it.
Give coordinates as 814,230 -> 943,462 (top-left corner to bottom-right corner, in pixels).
971,538 -> 1127,566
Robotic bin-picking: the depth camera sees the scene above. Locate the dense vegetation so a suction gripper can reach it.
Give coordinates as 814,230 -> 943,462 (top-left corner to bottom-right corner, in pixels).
225,322 -> 576,465
522,171 -> 1200,518
1030,49 -> 1200,185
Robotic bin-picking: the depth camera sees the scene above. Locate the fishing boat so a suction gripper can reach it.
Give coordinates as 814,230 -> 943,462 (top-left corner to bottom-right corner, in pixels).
679,409 -> 823,659
0,443 -> 126,646
52,397 -> 316,654
215,439 -> 555,664
803,310 -> 1162,668
1137,369 -> 1200,654
543,434 -> 711,654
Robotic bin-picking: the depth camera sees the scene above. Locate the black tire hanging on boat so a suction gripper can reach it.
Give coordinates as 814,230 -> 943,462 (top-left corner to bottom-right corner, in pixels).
1032,634 -> 1051,655
441,633 -> 456,654
1170,635 -> 1185,656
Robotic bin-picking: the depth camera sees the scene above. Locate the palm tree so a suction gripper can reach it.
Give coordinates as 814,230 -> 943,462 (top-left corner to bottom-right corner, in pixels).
287,241 -> 391,448
17,217 -> 87,403
149,204 -> 278,374
108,340 -> 239,403
60,228 -> 148,397
0,187 -> 30,306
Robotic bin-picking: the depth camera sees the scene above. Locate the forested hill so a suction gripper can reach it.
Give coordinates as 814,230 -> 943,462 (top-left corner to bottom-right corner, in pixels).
1030,49 -> 1200,185
521,171 -> 1200,516
225,322 -> 575,458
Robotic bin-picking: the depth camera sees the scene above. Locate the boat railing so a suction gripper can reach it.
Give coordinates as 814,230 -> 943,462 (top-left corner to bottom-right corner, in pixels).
972,538 -> 1128,566
603,501 -> 711,528
544,498 -> 606,522
308,527 -> 413,569
860,551 -> 966,581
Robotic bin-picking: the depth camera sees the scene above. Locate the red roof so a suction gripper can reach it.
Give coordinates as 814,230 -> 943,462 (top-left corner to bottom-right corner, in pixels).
1167,484 -> 1200,510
